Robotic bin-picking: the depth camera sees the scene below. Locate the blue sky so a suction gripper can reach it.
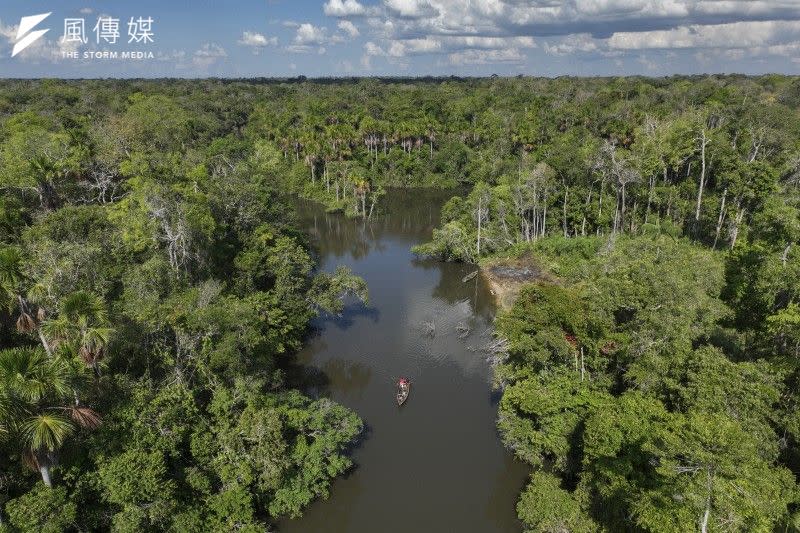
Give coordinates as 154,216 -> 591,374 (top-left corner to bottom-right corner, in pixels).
1,0 -> 799,78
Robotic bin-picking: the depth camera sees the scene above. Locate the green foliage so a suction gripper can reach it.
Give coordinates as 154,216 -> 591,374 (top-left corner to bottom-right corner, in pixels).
494,233 -> 800,531
517,472 -> 596,533
0,81 -> 372,530
5,485 -> 76,533
98,449 -> 177,531
1,76 -> 800,531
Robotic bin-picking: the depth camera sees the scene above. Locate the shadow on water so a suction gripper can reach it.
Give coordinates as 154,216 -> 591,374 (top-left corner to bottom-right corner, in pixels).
318,302 -> 381,330
280,189 -> 529,533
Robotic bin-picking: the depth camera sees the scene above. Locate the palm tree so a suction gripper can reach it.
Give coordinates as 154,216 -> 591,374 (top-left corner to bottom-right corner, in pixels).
0,246 -> 52,356
0,387 -> 9,527
42,291 -> 113,377
353,178 -> 370,219
0,246 -> 24,311
0,347 -> 100,487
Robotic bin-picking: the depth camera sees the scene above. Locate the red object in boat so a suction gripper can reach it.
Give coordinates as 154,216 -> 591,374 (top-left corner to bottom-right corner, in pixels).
396,378 -> 411,406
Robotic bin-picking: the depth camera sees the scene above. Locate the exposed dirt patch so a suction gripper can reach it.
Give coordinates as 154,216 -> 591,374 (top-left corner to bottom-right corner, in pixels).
480,256 -> 554,310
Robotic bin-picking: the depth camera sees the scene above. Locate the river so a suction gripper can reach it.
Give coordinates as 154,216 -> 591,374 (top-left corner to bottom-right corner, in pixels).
281,189 -> 529,533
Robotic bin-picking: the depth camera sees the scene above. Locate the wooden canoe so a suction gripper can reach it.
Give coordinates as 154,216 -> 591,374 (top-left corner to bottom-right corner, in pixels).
396,381 -> 410,406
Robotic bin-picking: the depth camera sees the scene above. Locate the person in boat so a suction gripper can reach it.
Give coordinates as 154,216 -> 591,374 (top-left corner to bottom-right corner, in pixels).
398,378 -> 409,389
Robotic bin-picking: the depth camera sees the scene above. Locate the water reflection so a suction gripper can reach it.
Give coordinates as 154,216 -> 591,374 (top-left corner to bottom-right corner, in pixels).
321,358 -> 373,400
281,190 -> 528,533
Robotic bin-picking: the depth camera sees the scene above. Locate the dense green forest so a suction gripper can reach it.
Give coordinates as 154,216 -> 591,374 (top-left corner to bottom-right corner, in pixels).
0,79 -> 373,531
409,77 -> 800,530
0,76 -> 799,531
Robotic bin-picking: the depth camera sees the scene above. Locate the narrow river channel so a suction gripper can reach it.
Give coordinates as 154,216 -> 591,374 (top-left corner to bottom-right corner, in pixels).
281,190 -> 529,533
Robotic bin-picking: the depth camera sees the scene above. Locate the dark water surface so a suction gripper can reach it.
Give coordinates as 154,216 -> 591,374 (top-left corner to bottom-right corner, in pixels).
281,190 -> 528,533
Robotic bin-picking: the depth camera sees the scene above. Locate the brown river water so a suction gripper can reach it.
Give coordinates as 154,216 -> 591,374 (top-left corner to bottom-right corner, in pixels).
280,190 -> 528,533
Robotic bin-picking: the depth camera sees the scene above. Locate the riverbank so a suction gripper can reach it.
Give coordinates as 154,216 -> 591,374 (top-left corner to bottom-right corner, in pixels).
282,189 -> 528,533
479,254 -> 554,311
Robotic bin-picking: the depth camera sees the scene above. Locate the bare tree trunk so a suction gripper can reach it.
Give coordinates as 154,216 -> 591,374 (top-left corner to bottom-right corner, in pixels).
18,296 -> 53,357
712,187 -> 727,250
361,193 -> 367,220
695,129 -> 708,222
700,470 -> 712,533
582,187 -> 592,236
730,198 -> 745,249
476,195 -> 482,256
598,177 -> 605,219
532,181 -> 539,240
666,189 -> 671,219
541,200 -> 547,238
40,465 -> 53,488
700,506 -> 710,533
562,183 -> 569,238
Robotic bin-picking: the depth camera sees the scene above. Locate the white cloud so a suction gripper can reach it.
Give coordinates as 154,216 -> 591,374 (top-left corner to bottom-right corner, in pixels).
384,0 -> 439,19
341,0 -> 800,71
442,36 -> 536,50
193,43 -> 227,68
295,23 -> 328,45
544,34 -> 599,56
448,48 -> 525,65
364,41 -> 386,56
324,0 -> 367,17
608,20 -> 800,50
0,19 -> 15,41
387,37 -> 441,56
156,50 -> 187,63
338,20 -> 360,38
238,31 -> 278,52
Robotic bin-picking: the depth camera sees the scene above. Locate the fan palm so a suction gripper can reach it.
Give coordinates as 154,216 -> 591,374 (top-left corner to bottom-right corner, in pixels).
0,346 -> 100,487
0,389 -> 9,439
0,245 -> 24,311
0,246 -> 54,356
42,291 -> 114,376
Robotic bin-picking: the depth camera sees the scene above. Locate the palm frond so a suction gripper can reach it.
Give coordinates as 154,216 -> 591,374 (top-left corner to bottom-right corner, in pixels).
0,246 -> 24,305
0,347 -> 72,403
66,405 -> 102,429
21,414 -> 74,452
60,291 -> 108,324
16,312 -> 36,333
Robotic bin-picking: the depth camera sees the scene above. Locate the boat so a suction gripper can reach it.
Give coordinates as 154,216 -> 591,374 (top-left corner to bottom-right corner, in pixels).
396,378 -> 411,406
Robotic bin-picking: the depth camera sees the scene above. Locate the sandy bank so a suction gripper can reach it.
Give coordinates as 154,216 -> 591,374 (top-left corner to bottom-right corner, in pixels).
480,257 -> 553,310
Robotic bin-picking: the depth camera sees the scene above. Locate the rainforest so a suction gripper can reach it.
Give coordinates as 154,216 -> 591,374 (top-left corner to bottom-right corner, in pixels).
1,76 -> 800,532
